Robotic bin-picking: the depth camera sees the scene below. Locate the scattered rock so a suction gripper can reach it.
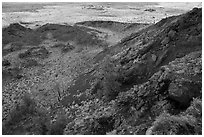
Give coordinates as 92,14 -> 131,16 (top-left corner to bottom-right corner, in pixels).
151,54 -> 157,62
161,37 -> 170,45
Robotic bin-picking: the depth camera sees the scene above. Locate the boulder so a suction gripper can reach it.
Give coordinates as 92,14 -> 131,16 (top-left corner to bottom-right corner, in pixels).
168,30 -> 177,39
168,80 -> 201,107
151,54 -> 157,62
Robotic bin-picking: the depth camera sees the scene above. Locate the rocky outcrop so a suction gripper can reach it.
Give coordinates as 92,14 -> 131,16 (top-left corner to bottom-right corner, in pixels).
63,8 -> 202,135
168,80 -> 201,107
112,50 -> 202,135
110,8 -> 202,88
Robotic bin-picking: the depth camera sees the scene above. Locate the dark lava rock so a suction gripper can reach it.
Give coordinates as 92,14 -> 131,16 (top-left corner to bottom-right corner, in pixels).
115,8 -> 201,88
2,59 -> 11,67
168,80 -> 201,107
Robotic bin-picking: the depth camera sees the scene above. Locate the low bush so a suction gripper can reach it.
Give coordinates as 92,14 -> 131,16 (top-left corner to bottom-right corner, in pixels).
147,112 -> 196,135
21,59 -> 39,68
18,47 -> 49,59
52,43 -> 75,53
94,56 -> 121,101
48,114 -> 67,135
147,98 -> 202,135
18,50 -> 31,59
51,43 -> 65,48
61,44 -> 75,53
2,94 -> 37,134
2,93 -> 50,135
10,42 -> 24,52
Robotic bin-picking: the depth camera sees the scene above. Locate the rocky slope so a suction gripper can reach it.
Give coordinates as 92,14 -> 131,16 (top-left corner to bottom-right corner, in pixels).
63,8 -> 202,135
2,8 -> 202,135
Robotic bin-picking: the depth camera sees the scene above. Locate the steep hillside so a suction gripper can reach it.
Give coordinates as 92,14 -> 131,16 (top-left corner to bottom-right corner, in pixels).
117,7 -> 201,86
63,8 -> 202,135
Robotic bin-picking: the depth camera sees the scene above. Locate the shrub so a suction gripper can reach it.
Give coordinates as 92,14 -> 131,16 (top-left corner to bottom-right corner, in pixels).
18,47 -> 49,59
52,43 -> 75,53
95,56 -> 121,101
2,93 -> 51,135
27,112 -> 50,135
18,50 -> 31,59
2,93 -> 37,134
183,98 -> 202,134
146,112 -> 197,135
114,90 -> 136,117
65,115 -> 115,135
21,59 -> 39,68
61,44 -> 75,53
9,94 -> 37,123
48,114 -> 67,135
142,37 -> 148,45
51,43 -> 65,48
10,42 -> 24,52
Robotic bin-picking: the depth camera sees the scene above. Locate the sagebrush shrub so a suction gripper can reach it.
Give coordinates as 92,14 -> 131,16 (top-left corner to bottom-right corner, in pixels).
147,98 -> 202,135
96,56 -> 121,101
